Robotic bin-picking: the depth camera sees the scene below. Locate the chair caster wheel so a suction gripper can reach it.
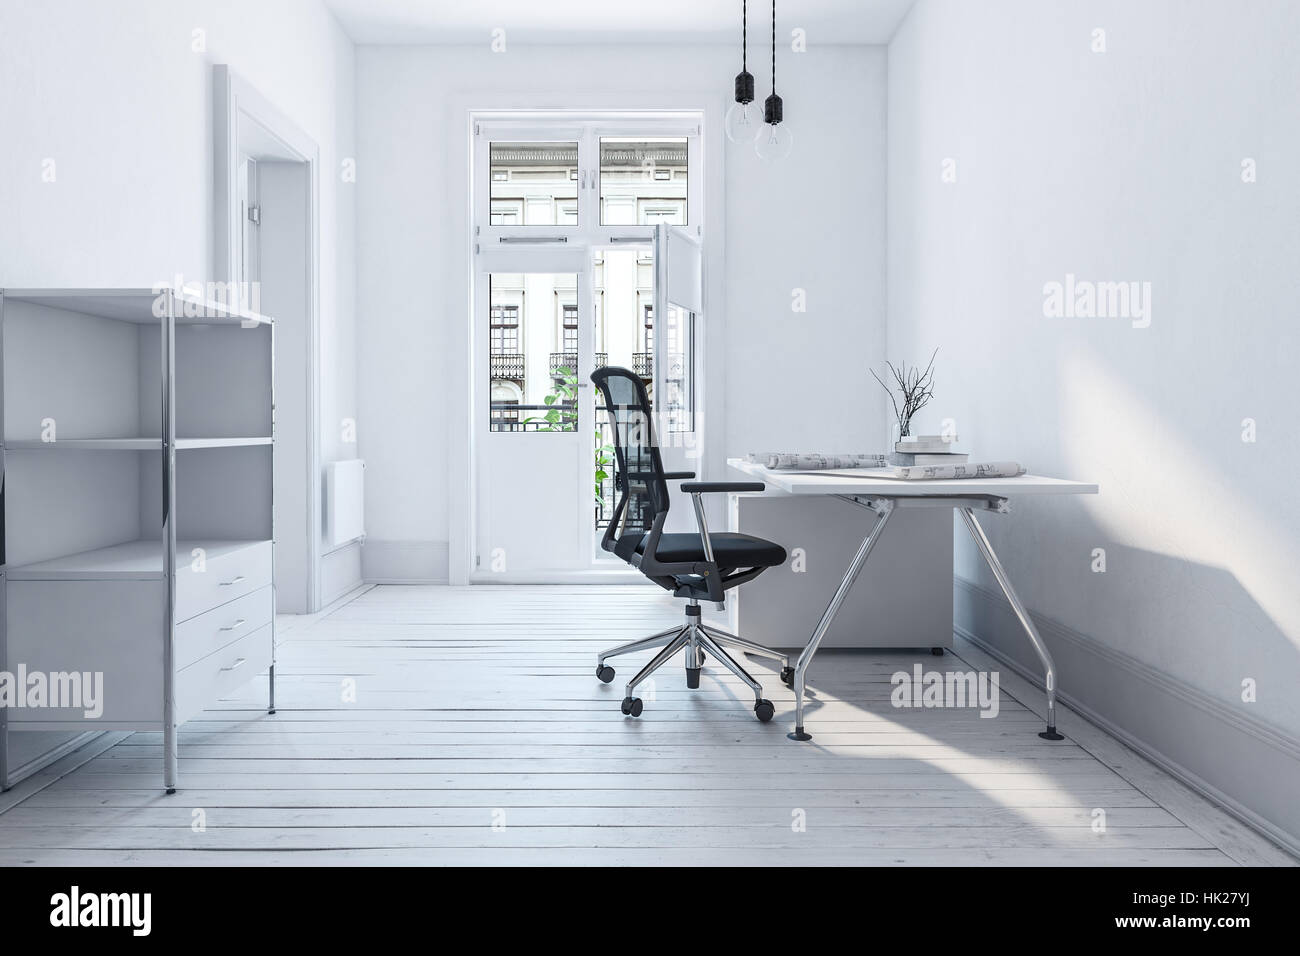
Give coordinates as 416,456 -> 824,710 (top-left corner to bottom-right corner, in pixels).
596,664 -> 615,683
780,666 -> 795,687
754,699 -> 775,722
621,697 -> 643,717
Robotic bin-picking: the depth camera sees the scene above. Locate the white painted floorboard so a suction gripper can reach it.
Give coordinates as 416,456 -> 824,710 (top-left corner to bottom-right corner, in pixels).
0,584 -> 1290,866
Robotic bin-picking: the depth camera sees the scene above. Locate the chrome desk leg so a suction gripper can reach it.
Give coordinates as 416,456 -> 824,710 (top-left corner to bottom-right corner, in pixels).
790,502 -> 894,741
959,507 -> 1064,740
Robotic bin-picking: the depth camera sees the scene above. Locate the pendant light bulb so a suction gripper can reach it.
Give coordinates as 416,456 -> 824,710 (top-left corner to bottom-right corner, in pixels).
725,73 -> 760,143
756,92 -> 793,161
756,0 -> 792,161
725,2 -> 761,143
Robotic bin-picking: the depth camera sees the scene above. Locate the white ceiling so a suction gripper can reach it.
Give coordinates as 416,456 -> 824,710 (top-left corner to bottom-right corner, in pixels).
324,0 -> 916,46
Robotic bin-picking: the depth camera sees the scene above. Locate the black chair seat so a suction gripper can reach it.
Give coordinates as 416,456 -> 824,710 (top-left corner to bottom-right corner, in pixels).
635,532 -> 787,568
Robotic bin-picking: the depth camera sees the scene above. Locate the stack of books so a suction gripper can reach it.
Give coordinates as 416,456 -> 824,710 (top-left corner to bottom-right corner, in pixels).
889,434 -> 968,467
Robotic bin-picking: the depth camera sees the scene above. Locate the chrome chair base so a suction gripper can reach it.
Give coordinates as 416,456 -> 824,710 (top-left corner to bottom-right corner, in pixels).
596,605 -> 790,722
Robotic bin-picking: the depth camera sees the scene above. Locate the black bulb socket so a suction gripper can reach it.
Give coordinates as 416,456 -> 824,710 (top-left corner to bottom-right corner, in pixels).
763,92 -> 783,125
734,70 -> 755,105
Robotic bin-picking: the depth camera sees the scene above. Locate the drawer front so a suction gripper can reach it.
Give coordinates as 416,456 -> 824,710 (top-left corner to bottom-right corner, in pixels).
176,623 -> 273,724
175,542 -> 272,622
175,586 -> 273,671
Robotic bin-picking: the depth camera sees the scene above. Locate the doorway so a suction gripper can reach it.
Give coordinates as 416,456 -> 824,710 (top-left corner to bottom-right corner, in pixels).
214,66 -> 321,612
469,114 -> 704,582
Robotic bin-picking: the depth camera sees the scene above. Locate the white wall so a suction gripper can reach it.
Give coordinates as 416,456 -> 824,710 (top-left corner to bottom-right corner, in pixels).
0,0 -> 360,603
355,42 -> 887,581
888,0 -> 1300,847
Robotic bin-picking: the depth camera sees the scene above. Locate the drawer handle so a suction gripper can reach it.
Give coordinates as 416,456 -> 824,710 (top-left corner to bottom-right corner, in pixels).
221,657 -> 248,672
219,618 -> 247,632
219,575 -> 247,587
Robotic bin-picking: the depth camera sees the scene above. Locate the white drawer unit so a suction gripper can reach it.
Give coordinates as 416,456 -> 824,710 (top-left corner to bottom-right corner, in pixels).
0,287 -> 277,793
176,624 -> 274,725
176,541 -> 273,623
175,585 -> 274,670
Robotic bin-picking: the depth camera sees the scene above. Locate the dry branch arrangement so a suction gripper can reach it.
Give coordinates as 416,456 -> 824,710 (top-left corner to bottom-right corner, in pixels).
870,349 -> 938,439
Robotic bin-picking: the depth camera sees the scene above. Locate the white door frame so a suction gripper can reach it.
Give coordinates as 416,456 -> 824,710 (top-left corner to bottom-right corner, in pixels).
213,64 -> 322,610
453,101 -> 723,585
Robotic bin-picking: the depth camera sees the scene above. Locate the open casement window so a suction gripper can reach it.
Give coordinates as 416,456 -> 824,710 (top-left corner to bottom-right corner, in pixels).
652,223 -> 701,456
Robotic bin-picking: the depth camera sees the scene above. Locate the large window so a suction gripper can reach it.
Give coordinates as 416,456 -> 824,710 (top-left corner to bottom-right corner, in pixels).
561,304 -> 578,355
490,304 -> 519,354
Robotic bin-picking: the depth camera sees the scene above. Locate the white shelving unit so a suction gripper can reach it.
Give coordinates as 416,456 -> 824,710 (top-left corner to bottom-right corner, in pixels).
0,288 -> 276,793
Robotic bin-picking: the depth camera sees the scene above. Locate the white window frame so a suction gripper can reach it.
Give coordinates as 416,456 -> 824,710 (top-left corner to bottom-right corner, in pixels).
474,113 -> 703,247
458,108 -> 715,584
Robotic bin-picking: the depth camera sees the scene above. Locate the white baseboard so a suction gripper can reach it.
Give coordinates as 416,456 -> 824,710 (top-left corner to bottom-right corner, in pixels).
361,539 -> 449,584
954,575 -> 1300,858
320,540 -> 363,606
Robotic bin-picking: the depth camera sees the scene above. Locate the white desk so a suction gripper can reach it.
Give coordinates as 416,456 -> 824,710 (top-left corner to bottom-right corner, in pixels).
727,458 -> 1098,742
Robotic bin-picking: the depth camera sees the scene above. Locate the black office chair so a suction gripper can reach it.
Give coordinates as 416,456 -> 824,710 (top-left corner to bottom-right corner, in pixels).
591,366 -> 793,722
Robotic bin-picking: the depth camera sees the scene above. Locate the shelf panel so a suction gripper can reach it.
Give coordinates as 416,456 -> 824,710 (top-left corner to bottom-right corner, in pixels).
4,438 -> 161,451
176,437 -> 273,450
4,437 -> 272,451
1,288 -> 273,326
5,539 -> 271,581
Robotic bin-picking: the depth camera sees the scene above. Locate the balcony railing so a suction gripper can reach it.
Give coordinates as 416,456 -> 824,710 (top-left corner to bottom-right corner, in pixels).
549,352 -> 608,377
490,402 -> 576,432
632,352 -> 652,377
490,352 -> 524,380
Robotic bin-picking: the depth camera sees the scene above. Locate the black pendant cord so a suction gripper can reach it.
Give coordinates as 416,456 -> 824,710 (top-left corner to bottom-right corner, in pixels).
771,0 -> 776,94
763,0 -> 783,124
734,0 -> 755,105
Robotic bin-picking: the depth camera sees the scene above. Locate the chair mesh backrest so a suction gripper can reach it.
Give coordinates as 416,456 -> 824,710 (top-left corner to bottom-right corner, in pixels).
591,367 -> 669,534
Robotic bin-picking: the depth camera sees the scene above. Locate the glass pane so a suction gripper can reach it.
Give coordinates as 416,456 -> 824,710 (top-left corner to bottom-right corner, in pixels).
489,142 -> 579,226
663,304 -> 694,433
592,247 -> 654,528
488,273 -> 579,432
599,138 -> 687,226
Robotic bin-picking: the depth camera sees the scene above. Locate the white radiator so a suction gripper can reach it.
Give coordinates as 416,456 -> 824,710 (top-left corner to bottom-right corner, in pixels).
325,459 -> 365,548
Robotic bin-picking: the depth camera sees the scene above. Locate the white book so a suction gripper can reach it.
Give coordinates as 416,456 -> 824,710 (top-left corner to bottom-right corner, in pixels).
896,437 -> 959,454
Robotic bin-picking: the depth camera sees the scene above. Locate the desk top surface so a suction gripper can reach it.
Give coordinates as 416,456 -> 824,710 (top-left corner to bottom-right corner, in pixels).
727,458 -> 1099,498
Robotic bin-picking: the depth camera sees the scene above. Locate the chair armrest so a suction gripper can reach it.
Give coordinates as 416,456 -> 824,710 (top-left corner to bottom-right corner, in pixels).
680,481 -> 766,493
625,470 -> 696,481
